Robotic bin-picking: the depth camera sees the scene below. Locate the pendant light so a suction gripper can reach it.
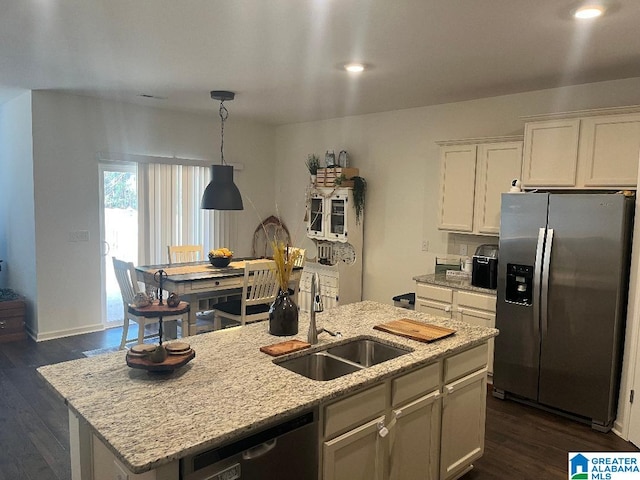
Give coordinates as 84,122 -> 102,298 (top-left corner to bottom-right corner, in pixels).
201,90 -> 244,210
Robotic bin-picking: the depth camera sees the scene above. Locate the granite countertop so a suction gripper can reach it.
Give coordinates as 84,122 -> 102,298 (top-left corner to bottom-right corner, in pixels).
37,300 -> 498,474
413,273 -> 497,296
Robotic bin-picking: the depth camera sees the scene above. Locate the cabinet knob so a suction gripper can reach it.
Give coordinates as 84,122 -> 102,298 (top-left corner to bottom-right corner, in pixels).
377,424 -> 389,438
446,385 -> 454,395
444,306 -> 451,312
0,321 -> 5,329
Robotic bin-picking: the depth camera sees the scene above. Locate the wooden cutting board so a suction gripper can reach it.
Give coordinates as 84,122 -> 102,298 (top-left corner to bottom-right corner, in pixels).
260,339 -> 311,357
374,318 -> 456,343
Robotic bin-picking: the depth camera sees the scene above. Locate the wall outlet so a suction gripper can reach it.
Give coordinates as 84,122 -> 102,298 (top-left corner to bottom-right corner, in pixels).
422,240 -> 429,251
69,230 -> 90,242
459,244 -> 468,256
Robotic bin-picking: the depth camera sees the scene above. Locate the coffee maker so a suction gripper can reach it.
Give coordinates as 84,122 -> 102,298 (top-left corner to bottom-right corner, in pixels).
471,244 -> 499,289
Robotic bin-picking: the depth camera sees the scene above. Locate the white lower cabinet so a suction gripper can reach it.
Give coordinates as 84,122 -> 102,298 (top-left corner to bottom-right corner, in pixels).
440,368 -> 488,480
389,390 -> 441,480
323,415 -> 387,480
321,345 -> 488,480
416,282 -> 496,375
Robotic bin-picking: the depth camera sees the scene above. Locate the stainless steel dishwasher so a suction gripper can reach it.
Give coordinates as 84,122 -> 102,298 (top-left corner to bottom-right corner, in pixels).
180,410 -> 318,480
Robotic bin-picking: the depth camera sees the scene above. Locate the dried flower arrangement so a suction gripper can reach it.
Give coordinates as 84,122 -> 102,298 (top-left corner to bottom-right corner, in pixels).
270,241 -> 302,292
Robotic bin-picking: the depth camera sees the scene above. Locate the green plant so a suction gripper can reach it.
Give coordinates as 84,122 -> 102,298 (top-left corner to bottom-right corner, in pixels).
305,154 -> 320,175
352,176 -> 367,224
334,174 -> 347,186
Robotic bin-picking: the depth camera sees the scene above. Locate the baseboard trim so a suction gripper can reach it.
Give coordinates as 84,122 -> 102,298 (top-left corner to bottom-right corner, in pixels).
36,323 -> 105,342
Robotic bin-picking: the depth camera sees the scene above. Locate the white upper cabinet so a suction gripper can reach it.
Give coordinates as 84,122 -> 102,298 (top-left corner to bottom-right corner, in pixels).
579,113 -> 640,187
438,144 -> 477,233
522,119 -> 580,187
474,141 -> 523,235
522,107 -> 640,189
437,137 -> 522,235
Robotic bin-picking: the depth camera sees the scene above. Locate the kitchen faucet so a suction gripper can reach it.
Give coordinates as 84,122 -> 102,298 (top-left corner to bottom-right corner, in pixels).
308,272 -> 341,344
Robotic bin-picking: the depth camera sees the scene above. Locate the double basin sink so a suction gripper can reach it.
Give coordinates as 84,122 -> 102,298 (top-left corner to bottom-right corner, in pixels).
275,337 -> 412,381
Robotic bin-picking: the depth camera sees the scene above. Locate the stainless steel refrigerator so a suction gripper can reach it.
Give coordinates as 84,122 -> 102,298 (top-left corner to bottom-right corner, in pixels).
493,192 -> 634,431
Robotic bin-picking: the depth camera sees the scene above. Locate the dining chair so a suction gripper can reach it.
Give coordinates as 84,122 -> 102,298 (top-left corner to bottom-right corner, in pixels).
167,244 -> 205,264
211,260 -> 279,329
112,257 -> 189,349
287,247 -> 306,302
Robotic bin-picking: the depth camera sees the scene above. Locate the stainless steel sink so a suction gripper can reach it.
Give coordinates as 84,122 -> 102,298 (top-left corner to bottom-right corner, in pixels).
276,338 -> 412,381
277,352 -> 362,381
327,339 -> 411,367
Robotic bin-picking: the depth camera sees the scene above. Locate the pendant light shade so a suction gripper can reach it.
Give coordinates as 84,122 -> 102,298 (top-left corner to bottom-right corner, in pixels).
201,90 -> 244,210
201,164 -> 243,210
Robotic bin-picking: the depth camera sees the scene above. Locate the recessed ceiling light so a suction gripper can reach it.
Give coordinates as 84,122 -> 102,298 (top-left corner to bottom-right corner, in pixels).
574,5 -> 606,19
344,63 -> 365,73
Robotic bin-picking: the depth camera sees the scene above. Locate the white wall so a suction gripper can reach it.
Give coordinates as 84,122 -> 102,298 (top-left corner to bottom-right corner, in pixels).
0,91 -> 37,331
29,91 -> 276,340
275,77 -> 640,304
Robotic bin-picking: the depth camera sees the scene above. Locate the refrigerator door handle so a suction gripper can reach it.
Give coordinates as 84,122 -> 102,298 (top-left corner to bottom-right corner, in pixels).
541,228 -> 554,337
533,227 -> 546,338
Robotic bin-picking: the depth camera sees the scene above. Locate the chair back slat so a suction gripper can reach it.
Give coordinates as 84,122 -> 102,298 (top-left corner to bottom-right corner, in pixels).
244,260 -> 279,306
168,245 -> 204,264
112,257 -> 140,304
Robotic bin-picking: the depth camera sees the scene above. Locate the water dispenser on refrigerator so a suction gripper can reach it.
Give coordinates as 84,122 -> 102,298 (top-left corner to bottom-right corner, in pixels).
505,264 -> 533,305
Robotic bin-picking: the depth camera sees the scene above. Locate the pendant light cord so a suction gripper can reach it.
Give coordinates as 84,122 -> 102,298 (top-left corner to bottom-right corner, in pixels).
219,100 -> 229,165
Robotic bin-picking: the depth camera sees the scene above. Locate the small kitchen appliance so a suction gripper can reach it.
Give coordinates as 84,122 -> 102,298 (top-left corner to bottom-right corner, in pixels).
471,244 -> 499,289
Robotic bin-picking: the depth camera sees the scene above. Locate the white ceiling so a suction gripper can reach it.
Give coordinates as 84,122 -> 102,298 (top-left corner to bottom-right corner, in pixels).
2,0 -> 640,125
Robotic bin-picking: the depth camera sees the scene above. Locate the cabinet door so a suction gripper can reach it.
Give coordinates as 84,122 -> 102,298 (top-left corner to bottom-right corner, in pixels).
440,368 -> 488,480
327,193 -> 349,241
456,307 -> 495,375
307,195 -> 325,238
522,119 -> 580,187
389,390 -> 441,480
438,145 -> 477,232
323,416 -> 386,480
579,113 -> 640,187
475,142 -> 522,234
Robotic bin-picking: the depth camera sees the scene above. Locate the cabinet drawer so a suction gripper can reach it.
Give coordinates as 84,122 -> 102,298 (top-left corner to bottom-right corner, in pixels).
324,384 -> 386,438
444,343 -> 488,383
0,316 -> 25,334
456,291 -> 496,313
416,283 -> 453,303
415,299 -> 452,319
392,362 -> 440,407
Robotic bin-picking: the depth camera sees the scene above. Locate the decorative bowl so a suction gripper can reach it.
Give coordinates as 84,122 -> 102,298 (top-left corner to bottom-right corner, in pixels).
209,255 -> 232,268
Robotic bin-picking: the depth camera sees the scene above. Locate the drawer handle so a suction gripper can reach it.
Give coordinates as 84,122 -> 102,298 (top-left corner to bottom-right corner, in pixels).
444,306 -> 451,312
377,421 -> 389,438
0,321 -> 5,328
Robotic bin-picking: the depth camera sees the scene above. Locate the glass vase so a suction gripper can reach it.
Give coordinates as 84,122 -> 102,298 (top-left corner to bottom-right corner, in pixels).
269,290 -> 299,336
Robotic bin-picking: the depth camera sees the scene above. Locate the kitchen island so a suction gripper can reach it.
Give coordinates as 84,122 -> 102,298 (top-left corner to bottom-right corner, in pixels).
38,300 -> 498,480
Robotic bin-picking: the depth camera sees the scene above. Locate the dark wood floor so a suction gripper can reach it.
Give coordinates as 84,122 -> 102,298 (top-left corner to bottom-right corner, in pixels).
0,328 -> 637,479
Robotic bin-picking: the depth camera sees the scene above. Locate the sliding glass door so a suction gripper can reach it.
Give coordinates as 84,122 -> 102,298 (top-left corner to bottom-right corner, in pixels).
99,162 -> 138,326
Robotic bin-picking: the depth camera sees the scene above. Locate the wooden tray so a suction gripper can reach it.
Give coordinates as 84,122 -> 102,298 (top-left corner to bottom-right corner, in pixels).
126,349 -> 195,373
260,340 -> 311,357
373,318 -> 456,343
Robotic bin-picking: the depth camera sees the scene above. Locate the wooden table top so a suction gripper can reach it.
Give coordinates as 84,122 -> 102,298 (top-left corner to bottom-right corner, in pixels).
127,300 -> 190,317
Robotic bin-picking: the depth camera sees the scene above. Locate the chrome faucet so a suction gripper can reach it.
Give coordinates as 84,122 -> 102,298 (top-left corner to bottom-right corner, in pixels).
308,273 -> 341,344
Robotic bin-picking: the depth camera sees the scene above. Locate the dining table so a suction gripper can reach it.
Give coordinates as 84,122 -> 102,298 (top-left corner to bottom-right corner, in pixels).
135,258 -> 303,337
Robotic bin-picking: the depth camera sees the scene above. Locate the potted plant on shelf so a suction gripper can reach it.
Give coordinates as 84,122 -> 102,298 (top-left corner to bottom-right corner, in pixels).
305,154 -> 320,185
